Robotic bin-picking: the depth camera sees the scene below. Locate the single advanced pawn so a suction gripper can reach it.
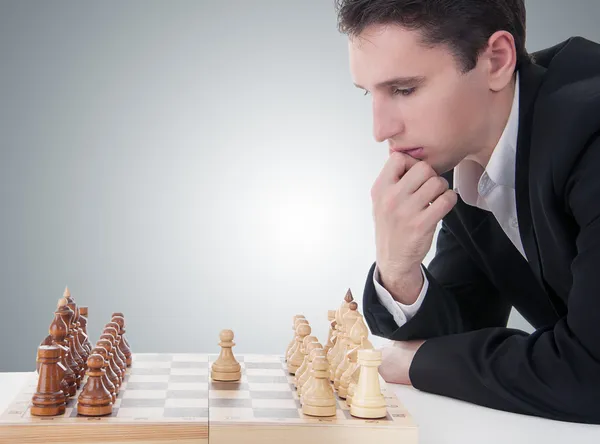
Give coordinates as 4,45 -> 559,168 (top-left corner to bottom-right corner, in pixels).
78,307 -> 94,354
287,323 -> 311,375
110,315 -> 132,366
211,329 -> 241,381
350,348 -> 387,419
31,345 -> 67,416
77,354 -> 113,416
48,298 -> 77,398
285,314 -> 305,361
301,356 -> 336,417
91,347 -> 117,404
286,318 -> 309,362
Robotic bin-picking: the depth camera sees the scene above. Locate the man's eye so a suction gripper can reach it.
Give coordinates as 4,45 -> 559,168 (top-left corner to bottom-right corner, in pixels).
393,87 -> 416,96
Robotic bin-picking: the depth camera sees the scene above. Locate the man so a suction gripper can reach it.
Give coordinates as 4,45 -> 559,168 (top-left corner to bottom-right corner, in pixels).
335,0 -> 600,424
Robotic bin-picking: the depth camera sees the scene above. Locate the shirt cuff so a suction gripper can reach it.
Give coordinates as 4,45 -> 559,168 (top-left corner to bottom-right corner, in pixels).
373,264 -> 429,327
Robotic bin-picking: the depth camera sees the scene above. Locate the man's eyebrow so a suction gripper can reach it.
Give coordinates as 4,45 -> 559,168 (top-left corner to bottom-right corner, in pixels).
354,75 -> 426,90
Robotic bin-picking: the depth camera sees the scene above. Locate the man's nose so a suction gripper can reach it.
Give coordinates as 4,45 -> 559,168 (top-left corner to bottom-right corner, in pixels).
372,100 -> 404,143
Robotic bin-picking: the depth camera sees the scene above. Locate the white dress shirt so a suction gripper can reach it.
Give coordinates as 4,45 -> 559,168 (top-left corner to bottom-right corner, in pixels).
374,73 -> 527,327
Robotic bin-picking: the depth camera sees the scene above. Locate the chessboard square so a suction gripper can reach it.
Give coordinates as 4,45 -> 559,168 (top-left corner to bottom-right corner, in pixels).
70,408 -> 119,418
244,362 -> 284,370
119,398 -> 166,408
165,398 -> 209,409
210,407 -> 254,421
209,390 -> 250,399
167,390 -> 209,399
169,375 -> 208,383
165,382 -> 206,391
129,367 -> 171,376
241,354 -> 282,363
210,398 -> 252,408
170,367 -> 209,376
116,407 -> 165,418
121,390 -> 167,399
253,408 -> 300,419
251,399 -> 298,409
248,383 -> 292,392
249,391 -> 294,400
126,382 -> 169,390
113,398 -> 122,408
171,353 -> 209,362
128,375 -> 170,383
132,353 -> 172,362
245,368 -> 286,376
131,361 -> 172,369
209,382 -> 249,391
171,361 -> 209,369
163,407 -> 209,418
246,375 -> 289,384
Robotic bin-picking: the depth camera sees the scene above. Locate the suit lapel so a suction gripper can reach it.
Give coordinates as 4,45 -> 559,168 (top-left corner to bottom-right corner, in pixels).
515,62 -> 547,286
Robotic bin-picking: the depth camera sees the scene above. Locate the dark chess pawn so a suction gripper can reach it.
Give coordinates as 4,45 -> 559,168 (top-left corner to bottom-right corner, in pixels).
31,345 -> 66,416
77,354 -> 113,416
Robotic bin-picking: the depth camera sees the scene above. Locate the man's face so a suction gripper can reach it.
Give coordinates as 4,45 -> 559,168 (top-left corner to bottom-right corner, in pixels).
349,24 -> 493,174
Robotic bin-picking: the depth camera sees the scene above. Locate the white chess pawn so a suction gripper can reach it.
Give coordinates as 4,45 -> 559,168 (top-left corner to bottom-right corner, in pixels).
211,329 -> 241,381
301,356 -> 336,417
285,315 -> 305,361
287,323 -> 311,374
349,348 -> 387,419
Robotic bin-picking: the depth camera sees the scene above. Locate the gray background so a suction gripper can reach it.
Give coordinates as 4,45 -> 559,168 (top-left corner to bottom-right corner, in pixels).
1,0 -> 599,371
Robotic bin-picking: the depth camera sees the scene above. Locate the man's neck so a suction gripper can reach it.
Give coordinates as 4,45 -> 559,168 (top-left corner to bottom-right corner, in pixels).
465,74 -> 518,168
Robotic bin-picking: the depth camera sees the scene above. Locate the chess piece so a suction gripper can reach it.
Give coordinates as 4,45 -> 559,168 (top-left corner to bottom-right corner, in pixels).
286,318 -> 309,362
350,348 -> 387,419
104,323 -> 128,371
100,331 -> 126,374
110,315 -> 132,366
327,289 -> 354,365
111,312 -> 132,352
334,302 -> 363,389
301,356 -> 336,417
31,345 -> 67,416
91,347 -> 117,403
64,287 -> 89,370
298,348 -> 326,401
323,310 -> 336,355
294,338 -> 320,387
211,329 -> 241,381
96,339 -> 122,390
78,307 -> 93,354
56,299 -> 83,387
48,298 -> 77,398
77,354 -> 113,416
285,314 -> 305,361
287,323 -> 311,375
330,300 -> 358,382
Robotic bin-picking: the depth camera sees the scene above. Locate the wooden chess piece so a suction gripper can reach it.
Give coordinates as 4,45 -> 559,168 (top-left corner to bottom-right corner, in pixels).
334,302 -> 362,390
211,329 -> 241,381
301,356 -> 336,417
91,347 -> 117,403
63,287 -> 89,370
111,312 -> 132,352
285,314 -> 305,361
105,323 -> 128,369
78,307 -> 93,354
77,354 -> 113,416
323,310 -> 336,355
31,345 -> 67,416
100,331 -> 126,374
294,339 -> 320,388
49,298 -> 77,398
56,299 -> 83,388
110,315 -> 132,366
286,318 -> 309,362
298,347 -> 326,401
287,323 -> 311,375
350,348 -> 387,419
327,289 -> 353,365
96,339 -> 122,390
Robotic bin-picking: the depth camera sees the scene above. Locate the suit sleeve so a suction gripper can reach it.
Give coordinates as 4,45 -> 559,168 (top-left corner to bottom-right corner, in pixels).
362,218 -> 512,341
406,138 -> 600,424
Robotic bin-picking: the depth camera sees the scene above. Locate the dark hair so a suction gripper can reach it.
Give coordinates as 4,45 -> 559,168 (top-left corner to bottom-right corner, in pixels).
334,0 -> 531,72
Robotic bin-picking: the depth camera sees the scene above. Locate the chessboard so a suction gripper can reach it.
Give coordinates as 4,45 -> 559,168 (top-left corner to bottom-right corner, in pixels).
0,353 -> 417,444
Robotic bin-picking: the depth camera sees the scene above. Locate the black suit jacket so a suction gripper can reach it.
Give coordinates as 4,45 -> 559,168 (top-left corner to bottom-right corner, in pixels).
362,36 -> 600,424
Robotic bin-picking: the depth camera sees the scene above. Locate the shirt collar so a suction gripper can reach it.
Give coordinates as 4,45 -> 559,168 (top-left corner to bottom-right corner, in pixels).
453,71 -> 520,205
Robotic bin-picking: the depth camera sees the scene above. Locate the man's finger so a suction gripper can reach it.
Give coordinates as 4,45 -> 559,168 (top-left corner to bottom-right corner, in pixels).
379,152 -> 421,186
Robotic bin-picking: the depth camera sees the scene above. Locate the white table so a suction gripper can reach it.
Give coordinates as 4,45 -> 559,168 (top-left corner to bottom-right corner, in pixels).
1,372 -> 599,443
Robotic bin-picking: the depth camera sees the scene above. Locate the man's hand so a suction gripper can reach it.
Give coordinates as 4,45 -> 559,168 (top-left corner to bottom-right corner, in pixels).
371,152 -> 457,304
378,340 -> 426,385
